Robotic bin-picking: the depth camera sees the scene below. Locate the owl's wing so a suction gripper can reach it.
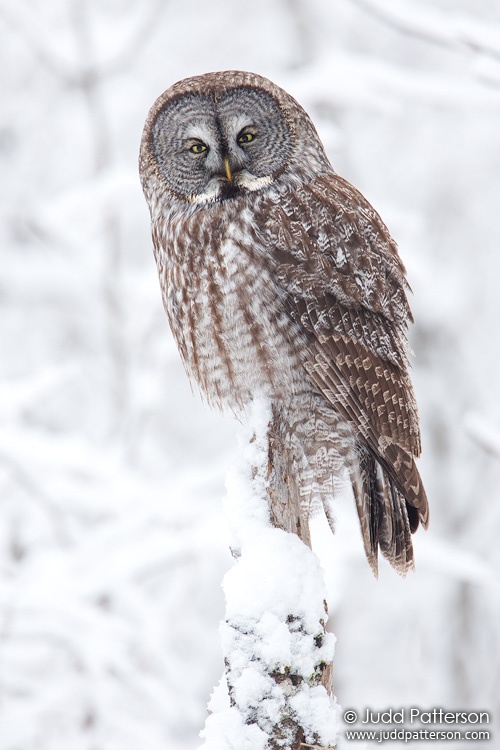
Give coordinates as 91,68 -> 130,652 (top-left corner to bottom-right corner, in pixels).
264,173 -> 428,574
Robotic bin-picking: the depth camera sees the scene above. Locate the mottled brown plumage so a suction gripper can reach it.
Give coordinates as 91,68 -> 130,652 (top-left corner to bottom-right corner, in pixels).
139,70 -> 428,575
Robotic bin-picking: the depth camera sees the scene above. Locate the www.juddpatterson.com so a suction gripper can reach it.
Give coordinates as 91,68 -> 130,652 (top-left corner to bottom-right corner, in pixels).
342,708 -> 491,743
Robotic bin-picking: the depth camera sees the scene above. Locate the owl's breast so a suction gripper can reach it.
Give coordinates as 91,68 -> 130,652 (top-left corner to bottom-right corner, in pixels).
155,199 -> 307,411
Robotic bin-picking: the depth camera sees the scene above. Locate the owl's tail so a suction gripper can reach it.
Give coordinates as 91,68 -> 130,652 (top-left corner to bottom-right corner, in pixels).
351,449 -> 428,576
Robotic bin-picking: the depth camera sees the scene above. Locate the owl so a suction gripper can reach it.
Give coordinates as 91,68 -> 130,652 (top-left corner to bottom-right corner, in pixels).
139,70 -> 428,575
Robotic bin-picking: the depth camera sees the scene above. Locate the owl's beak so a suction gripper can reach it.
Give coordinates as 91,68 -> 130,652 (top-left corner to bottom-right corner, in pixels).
223,157 -> 232,182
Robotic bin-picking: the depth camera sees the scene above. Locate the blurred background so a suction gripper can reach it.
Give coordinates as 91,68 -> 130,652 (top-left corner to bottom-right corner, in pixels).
1,1 -> 500,748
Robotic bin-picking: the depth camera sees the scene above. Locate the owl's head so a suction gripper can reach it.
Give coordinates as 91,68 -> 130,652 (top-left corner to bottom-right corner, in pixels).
140,71 -> 330,205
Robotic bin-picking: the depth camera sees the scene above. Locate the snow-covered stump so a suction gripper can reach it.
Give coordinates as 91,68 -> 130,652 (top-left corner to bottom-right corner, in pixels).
201,399 -> 339,750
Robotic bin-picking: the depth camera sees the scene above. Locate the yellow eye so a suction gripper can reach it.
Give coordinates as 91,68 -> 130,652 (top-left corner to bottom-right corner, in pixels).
238,132 -> 255,145
189,143 -> 208,154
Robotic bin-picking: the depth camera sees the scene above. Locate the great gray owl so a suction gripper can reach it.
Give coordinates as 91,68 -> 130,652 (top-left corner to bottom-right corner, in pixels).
139,70 -> 428,575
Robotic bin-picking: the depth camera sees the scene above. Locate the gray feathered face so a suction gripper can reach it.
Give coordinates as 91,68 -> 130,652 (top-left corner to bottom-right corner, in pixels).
150,87 -> 293,202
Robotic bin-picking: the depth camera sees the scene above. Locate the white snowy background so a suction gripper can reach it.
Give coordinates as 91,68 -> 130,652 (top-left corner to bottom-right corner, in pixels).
1,1 -> 500,748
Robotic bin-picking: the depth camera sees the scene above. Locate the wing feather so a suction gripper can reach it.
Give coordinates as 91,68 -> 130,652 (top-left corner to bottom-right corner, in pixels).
265,173 -> 429,572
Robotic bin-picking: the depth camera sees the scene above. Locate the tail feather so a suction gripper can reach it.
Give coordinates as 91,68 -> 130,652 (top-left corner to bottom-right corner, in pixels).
351,450 -> 382,575
378,473 -> 414,573
351,448 -> 426,576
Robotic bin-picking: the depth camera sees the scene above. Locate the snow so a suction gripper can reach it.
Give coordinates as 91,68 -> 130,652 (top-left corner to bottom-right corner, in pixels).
2,0 -> 500,747
352,0 -> 500,60
464,411 -> 500,461
201,399 -> 338,747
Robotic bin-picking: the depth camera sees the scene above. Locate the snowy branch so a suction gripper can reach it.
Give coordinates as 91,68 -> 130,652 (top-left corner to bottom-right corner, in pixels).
2,0 -> 500,745
351,0 -> 500,63
201,399 -> 338,750
0,0 -> 167,86
464,412 -> 500,461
